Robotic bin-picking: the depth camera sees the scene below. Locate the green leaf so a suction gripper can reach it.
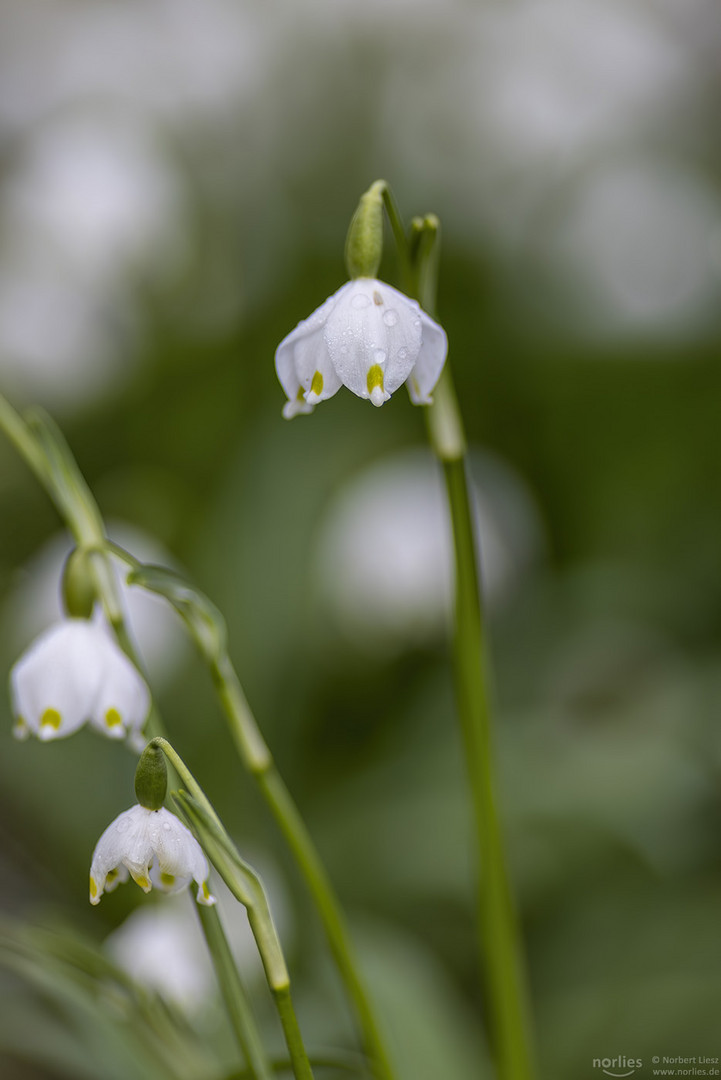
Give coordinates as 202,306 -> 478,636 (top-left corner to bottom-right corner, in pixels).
0,918 -> 207,1080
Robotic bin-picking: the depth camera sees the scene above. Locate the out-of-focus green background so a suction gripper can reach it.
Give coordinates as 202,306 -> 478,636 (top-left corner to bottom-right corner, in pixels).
1,1 -> 720,1078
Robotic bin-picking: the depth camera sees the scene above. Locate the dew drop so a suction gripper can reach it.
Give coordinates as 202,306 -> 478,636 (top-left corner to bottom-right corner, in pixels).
163,821 -> 172,831
373,348 -> 387,364
398,347 -> 408,361
413,319 -> 421,329
351,292 -> 372,309
383,309 -> 398,327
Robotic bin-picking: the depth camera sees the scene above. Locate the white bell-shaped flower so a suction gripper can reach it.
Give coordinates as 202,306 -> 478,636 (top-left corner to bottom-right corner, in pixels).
90,804 -> 216,907
275,278 -> 447,418
9,617 -> 150,742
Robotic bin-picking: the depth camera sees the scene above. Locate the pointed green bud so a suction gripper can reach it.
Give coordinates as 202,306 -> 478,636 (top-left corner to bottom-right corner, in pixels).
61,547 -> 97,619
344,180 -> 387,280
134,740 -> 168,811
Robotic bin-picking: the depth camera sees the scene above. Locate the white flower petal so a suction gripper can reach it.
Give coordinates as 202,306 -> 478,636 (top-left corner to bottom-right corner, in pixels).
148,858 -> 192,895
90,805 -> 154,904
324,280 -> 422,404
150,808 -> 203,876
406,310 -> 448,404
104,864 -> 129,894
275,293 -> 344,415
10,620 -> 103,740
275,333 -> 314,419
292,328 -> 342,406
88,632 -> 150,740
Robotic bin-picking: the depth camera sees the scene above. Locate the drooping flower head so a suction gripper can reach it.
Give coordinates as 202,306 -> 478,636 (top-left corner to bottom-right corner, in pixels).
10,617 -> 150,743
90,741 -> 216,907
275,278 -> 447,418
276,179 -> 447,418
89,804 -> 216,907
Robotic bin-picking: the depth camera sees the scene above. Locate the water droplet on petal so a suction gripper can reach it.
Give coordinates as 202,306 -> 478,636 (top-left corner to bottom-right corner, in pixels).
351,292 -> 372,309
383,309 -> 398,327
398,347 -> 408,361
373,349 -> 387,364
413,319 -> 421,329
163,821 -> 172,831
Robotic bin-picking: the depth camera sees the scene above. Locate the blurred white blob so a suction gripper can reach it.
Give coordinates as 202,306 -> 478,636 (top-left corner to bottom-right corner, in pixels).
0,113 -> 186,409
4,116 -> 185,281
0,259 -> 127,408
3,524 -> 188,687
382,0 -> 688,229
105,895 -> 214,1012
0,0 -> 267,129
313,448 -> 543,650
106,855 -> 293,1013
549,158 -> 721,334
475,0 -> 686,162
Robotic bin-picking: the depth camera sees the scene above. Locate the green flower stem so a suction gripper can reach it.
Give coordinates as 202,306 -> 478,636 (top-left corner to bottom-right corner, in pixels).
0,396 -> 120,621
150,737 -> 222,830
154,739 -> 314,1080
25,406 -> 106,548
437,437 -> 535,1080
272,986 -> 314,1080
196,902 -> 274,1080
207,655 -> 395,1080
376,182 -> 412,288
411,221 -> 535,1079
185,805 -> 313,1080
0,393 -> 52,489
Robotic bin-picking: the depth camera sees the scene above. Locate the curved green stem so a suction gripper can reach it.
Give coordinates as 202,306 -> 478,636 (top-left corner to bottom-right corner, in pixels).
377,183 -> 412,286
207,656 -> 394,1080
196,903 -> 274,1080
0,394 -> 51,488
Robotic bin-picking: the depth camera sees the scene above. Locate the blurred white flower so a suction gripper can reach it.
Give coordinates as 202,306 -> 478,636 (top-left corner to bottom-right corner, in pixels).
106,897 -> 213,1012
547,157 -> 721,335
314,449 -> 543,650
0,113 -> 186,410
276,279 -> 447,417
0,0 -> 268,130
10,617 -> 150,743
90,805 -> 215,907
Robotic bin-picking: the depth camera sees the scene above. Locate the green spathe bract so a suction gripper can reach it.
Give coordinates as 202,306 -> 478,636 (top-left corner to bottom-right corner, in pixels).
61,547 -> 97,619
134,740 -> 168,811
344,179 -> 386,280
